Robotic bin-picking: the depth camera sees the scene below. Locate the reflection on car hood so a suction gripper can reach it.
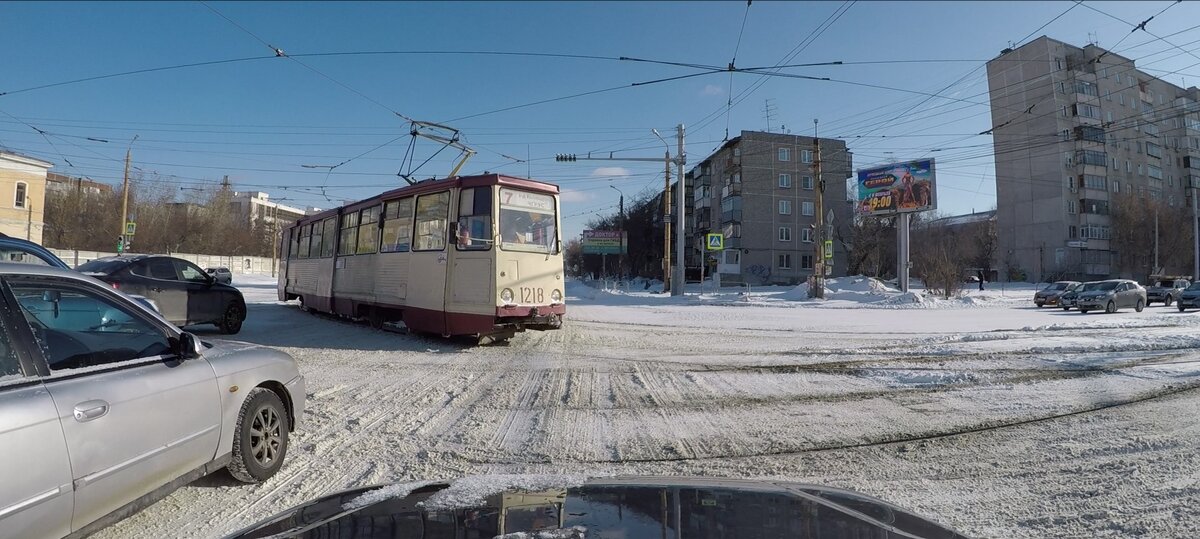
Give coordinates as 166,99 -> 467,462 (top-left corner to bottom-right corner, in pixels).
225,475 -> 967,539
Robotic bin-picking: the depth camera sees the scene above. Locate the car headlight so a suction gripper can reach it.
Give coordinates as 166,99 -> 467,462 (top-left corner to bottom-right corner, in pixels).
501,288 -> 514,304
551,289 -> 563,303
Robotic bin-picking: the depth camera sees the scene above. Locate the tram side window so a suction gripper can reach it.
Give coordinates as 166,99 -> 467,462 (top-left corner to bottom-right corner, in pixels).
456,187 -> 492,250
499,188 -> 558,254
321,217 -> 336,257
290,228 -> 301,259
339,212 -> 358,255
309,220 -> 324,259
298,224 -> 312,258
356,205 -> 380,254
381,198 -> 413,253
414,191 -> 450,251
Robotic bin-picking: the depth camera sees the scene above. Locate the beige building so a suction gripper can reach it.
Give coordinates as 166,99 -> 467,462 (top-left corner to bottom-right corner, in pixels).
0,151 -> 52,244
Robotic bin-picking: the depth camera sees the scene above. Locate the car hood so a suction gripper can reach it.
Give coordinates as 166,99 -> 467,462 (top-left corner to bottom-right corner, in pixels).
225,475 -> 967,539
1036,290 -> 1064,297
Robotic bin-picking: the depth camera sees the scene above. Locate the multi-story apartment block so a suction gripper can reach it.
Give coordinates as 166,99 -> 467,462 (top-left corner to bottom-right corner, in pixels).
688,130 -> 853,285
988,36 -> 1200,281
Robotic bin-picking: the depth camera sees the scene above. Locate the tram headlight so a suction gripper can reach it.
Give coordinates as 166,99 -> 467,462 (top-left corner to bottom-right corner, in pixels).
551,289 -> 563,303
501,288 -> 515,304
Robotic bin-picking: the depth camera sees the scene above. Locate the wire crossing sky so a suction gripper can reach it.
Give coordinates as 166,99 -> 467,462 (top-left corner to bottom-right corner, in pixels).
2,1 -> 1199,240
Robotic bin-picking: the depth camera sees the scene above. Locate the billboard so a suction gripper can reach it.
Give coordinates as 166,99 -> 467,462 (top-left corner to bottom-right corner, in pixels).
582,230 -> 627,254
856,159 -> 936,215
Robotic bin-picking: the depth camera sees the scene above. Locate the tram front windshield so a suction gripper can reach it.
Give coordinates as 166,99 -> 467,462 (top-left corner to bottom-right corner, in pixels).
499,188 -> 557,254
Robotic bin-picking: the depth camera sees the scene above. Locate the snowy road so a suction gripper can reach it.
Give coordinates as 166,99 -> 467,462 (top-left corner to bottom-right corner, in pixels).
96,278 -> 1200,538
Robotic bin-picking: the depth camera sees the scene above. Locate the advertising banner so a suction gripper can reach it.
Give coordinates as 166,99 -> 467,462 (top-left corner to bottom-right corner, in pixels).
856,159 -> 937,215
582,230 -> 627,254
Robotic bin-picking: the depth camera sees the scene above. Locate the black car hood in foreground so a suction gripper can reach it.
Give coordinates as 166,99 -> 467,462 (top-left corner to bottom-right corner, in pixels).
226,475 -> 967,539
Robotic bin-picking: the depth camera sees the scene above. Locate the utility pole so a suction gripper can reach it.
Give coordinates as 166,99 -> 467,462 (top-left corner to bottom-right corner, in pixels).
1154,204 -> 1159,274
119,135 -> 138,247
812,123 -> 825,299
674,124 -> 686,297
611,185 -> 625,280
663,152 -> 672,291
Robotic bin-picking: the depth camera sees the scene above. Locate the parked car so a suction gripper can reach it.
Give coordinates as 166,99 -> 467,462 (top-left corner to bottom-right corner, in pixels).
1176,282 -> 1200,312
0,263 -> 305,539
1076,279 -> 1146,314
1145,275 -> 1191,306
0,234 -> 162,312
206,266 -> 233,284
1034,280 -> 1081,308
1058,282 -> 1089,311
77,255 -> 247,333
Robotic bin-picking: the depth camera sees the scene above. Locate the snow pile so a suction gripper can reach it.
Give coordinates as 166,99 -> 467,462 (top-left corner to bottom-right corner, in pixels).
420,474 -> 591,510
341,480 -> 438,511
494,527 -> 587,539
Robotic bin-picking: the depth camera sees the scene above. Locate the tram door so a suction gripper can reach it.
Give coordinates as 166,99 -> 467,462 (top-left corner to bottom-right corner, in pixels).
405,190 -> 451,334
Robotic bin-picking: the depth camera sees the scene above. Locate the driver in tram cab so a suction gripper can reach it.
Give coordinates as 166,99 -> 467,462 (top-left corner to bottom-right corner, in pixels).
456,218 -> 472,248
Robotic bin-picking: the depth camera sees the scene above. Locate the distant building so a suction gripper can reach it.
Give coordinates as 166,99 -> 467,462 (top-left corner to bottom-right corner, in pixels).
687,130 -> 853,285
229,191 -> 307,228
46,172 -> 113,197
0,150 -> 51,244
987,36 -> 1200,281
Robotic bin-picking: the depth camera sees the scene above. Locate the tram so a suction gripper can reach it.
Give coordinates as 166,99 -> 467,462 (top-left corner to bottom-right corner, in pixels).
279,174 -> 564,341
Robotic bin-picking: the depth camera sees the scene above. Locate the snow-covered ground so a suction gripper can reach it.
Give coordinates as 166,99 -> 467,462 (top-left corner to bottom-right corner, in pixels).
96,275 -> 1200,539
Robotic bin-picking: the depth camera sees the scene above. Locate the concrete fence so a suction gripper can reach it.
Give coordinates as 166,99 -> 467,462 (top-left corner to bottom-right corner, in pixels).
49,248 -> 278,275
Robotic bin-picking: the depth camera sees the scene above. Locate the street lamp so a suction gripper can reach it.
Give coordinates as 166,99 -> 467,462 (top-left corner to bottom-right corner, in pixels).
610,184 -> 625,279
652,129 -> 674,292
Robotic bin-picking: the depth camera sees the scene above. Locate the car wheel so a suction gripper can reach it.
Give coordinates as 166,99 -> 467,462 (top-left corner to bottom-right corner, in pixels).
1178,303 -> 1187,312
1080,309 -> 1089,314
1135,299 -> 1144,313
1036,303 -> 1044,308
219,303 -> 245,334
1165,296 -> 1174,306
228,388 -> 289,483
1062,306 -> 1071,311
1106,301 -> 1116,314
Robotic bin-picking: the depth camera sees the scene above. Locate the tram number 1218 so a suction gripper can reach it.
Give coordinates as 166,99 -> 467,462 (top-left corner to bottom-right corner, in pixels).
520,287 -> 544,303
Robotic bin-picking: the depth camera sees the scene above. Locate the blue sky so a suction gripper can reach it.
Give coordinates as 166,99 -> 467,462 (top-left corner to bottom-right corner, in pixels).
2,1 -> 1199,241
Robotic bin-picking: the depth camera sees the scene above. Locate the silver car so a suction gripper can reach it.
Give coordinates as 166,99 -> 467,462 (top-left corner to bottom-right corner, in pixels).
206,266 -> 233,285
1075,279 -> 1147,314
1177,282 -> 1200,312
0,264 -> 305,539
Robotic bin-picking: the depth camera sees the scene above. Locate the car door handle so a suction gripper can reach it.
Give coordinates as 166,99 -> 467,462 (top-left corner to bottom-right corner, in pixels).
73,400 -> 110,422
151,287 -> 164,292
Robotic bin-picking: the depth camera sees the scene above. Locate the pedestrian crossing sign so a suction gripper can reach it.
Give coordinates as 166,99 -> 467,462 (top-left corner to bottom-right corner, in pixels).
705,233 -> 724,251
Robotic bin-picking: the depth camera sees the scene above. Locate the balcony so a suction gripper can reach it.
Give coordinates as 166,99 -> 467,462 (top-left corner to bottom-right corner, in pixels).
721,184 -> 742,198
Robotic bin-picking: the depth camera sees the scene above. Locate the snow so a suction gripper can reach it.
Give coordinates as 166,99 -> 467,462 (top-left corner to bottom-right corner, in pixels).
341,480 -> 437,511
420,474 -> 591,510
92,273 -> 1200,539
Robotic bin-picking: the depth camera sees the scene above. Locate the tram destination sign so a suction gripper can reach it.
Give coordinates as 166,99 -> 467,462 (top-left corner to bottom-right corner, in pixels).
583,230 -> 627,254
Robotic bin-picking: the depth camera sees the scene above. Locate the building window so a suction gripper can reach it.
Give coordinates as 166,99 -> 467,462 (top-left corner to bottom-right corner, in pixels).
778,254 -> 792,270
1137,164 -> 1143,176
779,200 -> 791,215
801,149 -> 814,163
1073,103 -> 1101,119
1075,81 -> 1098,97
778,173 -> 792,188
1069,225 -> 1077,239
801,201 -> 815,216
778,148 -> 790,161
1060,129 -> 1070,142
1126,160 -> 1132,173
1147,142 -> 1162,158
801,228 -> 813,242
1067,200 -> 1076,214
778,226 -> 792,241
1055,57 -> 1063,70
801,254 -> 814,269
1083,174 -> 1106,190
1148,165 -> 1163,180
1113,181 -> 1120,193
1118,93 -> 1124,106
1076,150 -> 1107,166
801,176 -> 814,189
13,182 -> 26,209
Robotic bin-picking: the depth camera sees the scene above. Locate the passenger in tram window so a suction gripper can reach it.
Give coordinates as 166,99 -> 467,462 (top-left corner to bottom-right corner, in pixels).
456,219 -> 471,248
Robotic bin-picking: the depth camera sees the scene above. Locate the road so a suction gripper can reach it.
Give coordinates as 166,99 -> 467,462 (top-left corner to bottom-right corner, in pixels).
96,279 -> 1200,538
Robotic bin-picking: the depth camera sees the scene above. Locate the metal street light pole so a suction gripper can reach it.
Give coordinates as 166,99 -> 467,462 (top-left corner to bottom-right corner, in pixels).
653,129 -> 673,293
610,184 -> 625,280
674,124 -> 686,297
118,134 -> 138,251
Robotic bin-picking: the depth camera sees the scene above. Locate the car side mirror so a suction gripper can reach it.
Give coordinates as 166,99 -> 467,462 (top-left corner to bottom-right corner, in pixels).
42,290 -> 61,318
178,332 -> 203,360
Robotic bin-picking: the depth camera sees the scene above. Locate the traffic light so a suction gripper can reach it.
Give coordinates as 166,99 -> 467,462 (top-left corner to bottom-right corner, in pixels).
555,154 -> 576,162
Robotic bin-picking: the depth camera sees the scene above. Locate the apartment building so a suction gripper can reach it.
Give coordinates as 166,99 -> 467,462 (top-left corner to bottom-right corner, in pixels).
987,36 -> 1200,281
689,130 -> 853,285
0,151 -> 51,244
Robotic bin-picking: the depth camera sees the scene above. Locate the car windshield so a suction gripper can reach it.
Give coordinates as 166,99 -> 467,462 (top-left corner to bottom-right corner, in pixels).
1094,282 -> 1119,291
1188,283 -> 1200,291
76,259 -> 129,274
1154,280 -> 1174,287
1046,282 -> 1068,291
